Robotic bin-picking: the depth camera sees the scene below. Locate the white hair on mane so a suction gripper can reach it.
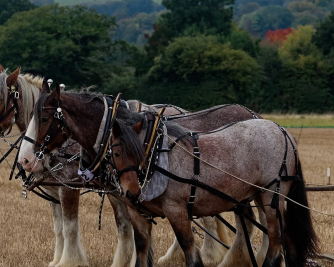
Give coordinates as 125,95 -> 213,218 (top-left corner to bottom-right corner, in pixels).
22,73 -> 44,89
0,70 -> 42,128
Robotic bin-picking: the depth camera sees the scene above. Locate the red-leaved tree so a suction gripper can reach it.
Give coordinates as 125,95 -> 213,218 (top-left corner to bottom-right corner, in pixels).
265,28 -> 293,45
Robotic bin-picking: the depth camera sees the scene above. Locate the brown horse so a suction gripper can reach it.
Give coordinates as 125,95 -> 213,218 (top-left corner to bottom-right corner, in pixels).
0,67 -> 138,267
20,87 -> 317,267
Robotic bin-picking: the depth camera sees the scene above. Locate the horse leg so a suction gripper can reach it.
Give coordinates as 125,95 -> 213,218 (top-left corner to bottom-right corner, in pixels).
200,215 -> 229,266
48,200 -> 64,267
261,203 -> 284,267
157,236 -> 185,265
164,206 -> 204,267
127,206 -> 153,267
107,195 -> 136,267
219,207 -> 255,267
56,187 -> 88,267
256,205 -> 269,266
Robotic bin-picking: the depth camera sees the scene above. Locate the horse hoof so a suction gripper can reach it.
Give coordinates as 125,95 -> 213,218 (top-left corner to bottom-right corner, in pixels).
200,249 -> 224,267
158,254 -> 185,265
49,261 -> 59,267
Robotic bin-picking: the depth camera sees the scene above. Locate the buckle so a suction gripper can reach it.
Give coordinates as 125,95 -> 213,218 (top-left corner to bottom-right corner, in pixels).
35,151 -> 45,160
14,91 -> 19,99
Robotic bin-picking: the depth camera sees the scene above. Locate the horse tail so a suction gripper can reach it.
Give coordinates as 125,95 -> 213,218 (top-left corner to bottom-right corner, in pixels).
285,159 -> 318,266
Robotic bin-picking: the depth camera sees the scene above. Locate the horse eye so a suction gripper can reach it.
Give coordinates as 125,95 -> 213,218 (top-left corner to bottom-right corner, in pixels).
114,152 -> 120,158
42,117 -> 49,124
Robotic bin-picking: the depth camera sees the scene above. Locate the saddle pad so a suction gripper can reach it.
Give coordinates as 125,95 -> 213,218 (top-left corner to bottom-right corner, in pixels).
142,124 -> 169,202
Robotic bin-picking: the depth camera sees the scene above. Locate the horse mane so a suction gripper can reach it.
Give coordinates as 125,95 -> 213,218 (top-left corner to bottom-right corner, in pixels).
0,70 -> 41,128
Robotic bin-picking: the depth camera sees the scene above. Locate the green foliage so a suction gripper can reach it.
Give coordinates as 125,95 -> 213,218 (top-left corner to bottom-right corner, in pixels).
116,11 -> 162,45
161,0 -> 234,36
221,26 -> 258,57
249,6 -> 294,37
0,4 -> 119,87
142,35 -> 261,108
145,0 -> 235,61
277,26 -> 332,112
0,0 -> 36,25
312,10 -> 334,56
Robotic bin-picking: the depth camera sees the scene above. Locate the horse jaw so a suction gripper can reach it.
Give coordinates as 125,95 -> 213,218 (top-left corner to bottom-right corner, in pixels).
18,116 -> 43,172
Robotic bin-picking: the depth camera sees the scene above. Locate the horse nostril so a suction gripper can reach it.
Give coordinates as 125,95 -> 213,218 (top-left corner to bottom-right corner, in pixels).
24,158 -> 29,165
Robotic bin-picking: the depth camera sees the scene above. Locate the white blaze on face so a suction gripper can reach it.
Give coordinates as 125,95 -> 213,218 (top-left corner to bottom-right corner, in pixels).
18,116 -> 43,172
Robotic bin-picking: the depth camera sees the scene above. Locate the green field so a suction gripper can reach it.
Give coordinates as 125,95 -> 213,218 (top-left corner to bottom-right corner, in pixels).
55,0 -> 162,6
263,114 -> 334,127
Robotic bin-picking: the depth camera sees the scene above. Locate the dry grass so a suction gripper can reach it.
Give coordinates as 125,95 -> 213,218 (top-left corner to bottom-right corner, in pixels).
263,114 -> 334,127
1,125 -> 334,267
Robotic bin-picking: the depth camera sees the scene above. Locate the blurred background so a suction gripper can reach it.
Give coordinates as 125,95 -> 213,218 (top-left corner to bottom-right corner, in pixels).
1,0 -> 334,113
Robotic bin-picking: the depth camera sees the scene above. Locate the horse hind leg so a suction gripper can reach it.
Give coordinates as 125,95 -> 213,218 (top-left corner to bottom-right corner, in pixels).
164,205 -> 204,267
219,207 -> 255,267
256,205 -> 269,267
56,188 -> 88,267
261,203 -> 284,267
200,215 -> 229,266
48,200 -> 64,267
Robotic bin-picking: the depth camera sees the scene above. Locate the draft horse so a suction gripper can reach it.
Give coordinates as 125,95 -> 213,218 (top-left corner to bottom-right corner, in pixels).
20,86 -> 317,267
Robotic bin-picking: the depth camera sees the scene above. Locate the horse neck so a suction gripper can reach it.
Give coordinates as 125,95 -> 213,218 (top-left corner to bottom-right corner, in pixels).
61,94 -> 104,160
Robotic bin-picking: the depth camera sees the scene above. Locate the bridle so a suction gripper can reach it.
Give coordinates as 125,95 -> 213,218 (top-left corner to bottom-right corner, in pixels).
0,84 -> 20,135
25,99 -> 71,161
107,143 -> 139,196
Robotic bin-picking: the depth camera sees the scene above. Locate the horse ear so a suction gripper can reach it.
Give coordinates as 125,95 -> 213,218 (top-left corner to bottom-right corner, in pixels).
49,82 -> 61,102
0,65 -> 4,73
41,80 -> 50,94
113,120 -> 121,139
6,66 -> 21,87
132,120 -> 143,134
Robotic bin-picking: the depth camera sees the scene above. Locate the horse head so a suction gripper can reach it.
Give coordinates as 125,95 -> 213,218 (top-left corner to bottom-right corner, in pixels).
18,82 -> 69,172
110,118 -> 144,200
0,66 -> 22,135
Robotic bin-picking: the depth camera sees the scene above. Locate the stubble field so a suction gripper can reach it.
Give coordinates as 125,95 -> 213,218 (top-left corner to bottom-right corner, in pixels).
1,117 -> 334,266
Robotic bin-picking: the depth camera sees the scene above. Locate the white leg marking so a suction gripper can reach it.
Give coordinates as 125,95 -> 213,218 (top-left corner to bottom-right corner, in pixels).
256,207 -> 269,267
200,215 -> 229,266
158,237 -> 185,265
49,202 -> 64,267
56,217 -> 88,267
219,211 -> 254,267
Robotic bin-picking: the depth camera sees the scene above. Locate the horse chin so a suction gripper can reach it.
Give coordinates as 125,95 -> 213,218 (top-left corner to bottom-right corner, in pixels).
29,159 -> 44,173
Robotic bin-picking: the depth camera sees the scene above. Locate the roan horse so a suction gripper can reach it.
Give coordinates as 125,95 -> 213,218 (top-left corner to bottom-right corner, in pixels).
0,67 -> 138,267
20,87 -> 317,267
129,100 -> 269,266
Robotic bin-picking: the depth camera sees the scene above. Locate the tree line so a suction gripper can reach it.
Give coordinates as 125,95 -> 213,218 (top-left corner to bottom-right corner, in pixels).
0,0 -> 334,113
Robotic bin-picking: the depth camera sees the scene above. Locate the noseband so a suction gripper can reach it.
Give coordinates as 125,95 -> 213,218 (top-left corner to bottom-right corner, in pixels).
0,85 -> 20,135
